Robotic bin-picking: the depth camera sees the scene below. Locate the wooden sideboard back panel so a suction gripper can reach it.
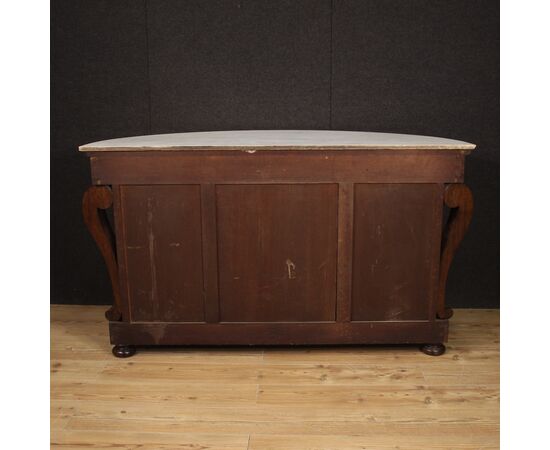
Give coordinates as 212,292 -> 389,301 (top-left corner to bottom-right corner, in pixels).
81,133 -> 476,351
114,181 -> 445,326
352,184 -> 443,321
216,184 -> 338,322
119,185 -> 205,322
88,149 -> 472,346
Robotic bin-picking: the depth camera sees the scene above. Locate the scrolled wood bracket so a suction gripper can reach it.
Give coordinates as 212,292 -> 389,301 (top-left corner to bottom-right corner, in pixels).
82,186 -> 122,321
437,184 -> 474,320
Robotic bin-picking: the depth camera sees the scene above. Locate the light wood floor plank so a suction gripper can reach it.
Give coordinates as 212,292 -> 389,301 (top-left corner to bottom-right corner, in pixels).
65,417 -> 499,441
51,429 -> 249,449
52,399 -> 499,425
248,430 -> 498,450
51,306 -> 499,448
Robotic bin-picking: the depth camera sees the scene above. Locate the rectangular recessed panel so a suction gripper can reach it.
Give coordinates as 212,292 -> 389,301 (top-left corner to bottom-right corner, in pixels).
217,184 -> 338,322
121,185 -> 204,322
352,184 -> 442,321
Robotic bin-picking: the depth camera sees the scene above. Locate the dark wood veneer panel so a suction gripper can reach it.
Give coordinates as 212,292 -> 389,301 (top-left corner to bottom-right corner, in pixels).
90,151 -> 465,185
216,184 -> 338,322
110,320 -> 448,346
121,185 -> 204,322
352,184 -> 443,321
336,183 -> 354,322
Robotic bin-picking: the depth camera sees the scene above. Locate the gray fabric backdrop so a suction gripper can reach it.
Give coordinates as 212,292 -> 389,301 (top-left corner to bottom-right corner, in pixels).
52,0 -> 499,307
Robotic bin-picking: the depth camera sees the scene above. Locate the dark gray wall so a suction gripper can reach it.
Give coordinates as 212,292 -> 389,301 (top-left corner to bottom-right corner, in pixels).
52,0 -> 499,308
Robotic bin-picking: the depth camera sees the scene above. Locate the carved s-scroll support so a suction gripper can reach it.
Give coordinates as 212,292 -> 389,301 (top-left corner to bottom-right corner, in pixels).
82,186 -> 122,321
437,184 -> 474,320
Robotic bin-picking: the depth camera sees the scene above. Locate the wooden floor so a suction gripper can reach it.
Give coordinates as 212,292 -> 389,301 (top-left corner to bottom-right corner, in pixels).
51,306 -> 499,449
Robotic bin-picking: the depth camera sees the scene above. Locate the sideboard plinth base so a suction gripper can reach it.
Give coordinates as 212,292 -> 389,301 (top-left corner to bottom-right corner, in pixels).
109,320 -> 448,347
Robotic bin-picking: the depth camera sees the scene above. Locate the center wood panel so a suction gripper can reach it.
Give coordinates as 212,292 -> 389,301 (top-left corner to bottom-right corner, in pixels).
216,184 -> 338,322
120,185 -> 204,322
352,184 -> 443,321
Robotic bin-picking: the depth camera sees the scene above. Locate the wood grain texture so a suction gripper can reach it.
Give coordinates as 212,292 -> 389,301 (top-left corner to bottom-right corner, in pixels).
120,185 -> 204,322
89,150 -> 465,185
51,305 -> 499,450
201,184 -> 220,323
82,186 -> 121,321
109,321 -> 447,346
351,184 -> 443,321
84,148 -> 473,353
336,183 -> 354,322
437,184 -> 474,319
112,186 -> 131,321
216,184 -> 338,322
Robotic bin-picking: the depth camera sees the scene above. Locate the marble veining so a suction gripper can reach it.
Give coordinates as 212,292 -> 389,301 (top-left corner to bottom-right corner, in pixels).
79,130 -> 475,152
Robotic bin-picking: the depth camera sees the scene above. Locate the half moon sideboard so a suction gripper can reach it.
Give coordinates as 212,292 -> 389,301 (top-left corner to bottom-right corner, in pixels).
80,130 -> 474,358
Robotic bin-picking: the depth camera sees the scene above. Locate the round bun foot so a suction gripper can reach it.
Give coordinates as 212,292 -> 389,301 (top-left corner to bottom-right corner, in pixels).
112,345 -> 136,358
420,343 -> 446,356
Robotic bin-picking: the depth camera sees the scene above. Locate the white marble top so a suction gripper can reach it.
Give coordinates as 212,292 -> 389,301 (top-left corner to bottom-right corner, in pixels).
79,130 -> 475,152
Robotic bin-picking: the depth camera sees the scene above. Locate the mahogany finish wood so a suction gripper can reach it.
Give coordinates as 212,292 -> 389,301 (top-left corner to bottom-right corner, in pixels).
437,184 -> 474,319
351,184 -> 443,321
336,183 -> 354,322
81,131 -> 474,357
118,185 -> 204,322
89,150 -> 465,185
216,184 -> 338,322
82,186 -> 121,321
200,184 -> 221,323
109,321 -> 448,346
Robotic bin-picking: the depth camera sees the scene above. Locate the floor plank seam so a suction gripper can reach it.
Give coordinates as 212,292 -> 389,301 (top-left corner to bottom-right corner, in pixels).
50,306 -> 500,449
